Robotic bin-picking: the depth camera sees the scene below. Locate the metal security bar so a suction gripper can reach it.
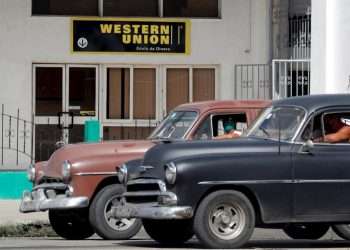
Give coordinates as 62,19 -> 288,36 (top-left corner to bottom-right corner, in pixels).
234,64 -> 272,100
272,59 -> 310,99
0,104 -> 34,167
289,15 -> 311,59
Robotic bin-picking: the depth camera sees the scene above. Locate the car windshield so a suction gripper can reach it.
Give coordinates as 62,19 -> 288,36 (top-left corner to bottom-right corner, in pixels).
149,111 -> 198,139
247,106 -> 305,141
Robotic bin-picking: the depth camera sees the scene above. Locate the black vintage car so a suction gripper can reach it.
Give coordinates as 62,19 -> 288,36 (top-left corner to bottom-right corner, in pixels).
113,94 -> 350,248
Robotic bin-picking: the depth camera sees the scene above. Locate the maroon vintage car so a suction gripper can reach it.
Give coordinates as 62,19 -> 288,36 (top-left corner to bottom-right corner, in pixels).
20,100 -> 268,240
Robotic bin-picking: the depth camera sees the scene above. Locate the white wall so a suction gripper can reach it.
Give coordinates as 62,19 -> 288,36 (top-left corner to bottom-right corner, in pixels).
311,0 -> 350,94
0,0 -> 272,115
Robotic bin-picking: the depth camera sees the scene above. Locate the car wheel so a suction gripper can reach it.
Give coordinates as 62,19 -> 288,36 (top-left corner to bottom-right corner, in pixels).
193,190 -> 255,249
283,224 -> 329,239
49,209 -> 94,240
142,219 -> 194,245
332,224 -> 350,240
89,184 -> 142,240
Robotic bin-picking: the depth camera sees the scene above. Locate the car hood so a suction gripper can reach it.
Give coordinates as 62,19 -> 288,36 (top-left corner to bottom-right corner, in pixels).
130,137 -> 282,179
41,140 -> 155,179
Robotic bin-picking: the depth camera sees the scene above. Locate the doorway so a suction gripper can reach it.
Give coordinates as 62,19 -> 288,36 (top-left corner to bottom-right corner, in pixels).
33,64 -> 98,161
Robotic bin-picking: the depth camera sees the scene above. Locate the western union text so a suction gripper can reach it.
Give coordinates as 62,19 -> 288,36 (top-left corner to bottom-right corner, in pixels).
100,24 -> 171,45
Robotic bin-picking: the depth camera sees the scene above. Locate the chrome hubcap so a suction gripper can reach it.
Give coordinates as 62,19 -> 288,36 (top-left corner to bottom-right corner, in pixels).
208,203 -> 245,240
104,195 -> 135,231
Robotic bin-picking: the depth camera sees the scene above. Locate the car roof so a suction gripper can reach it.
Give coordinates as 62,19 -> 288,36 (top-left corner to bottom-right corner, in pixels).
272,94 -> 350,113
174,100 -> 270,113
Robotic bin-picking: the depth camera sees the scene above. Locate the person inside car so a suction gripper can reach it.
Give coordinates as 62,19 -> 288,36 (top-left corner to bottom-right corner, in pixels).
214,122 -> 241,139
314,115 -> 350,143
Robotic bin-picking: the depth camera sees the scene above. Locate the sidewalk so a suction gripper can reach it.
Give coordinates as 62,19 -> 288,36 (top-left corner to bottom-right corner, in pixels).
0,200 -> 48,225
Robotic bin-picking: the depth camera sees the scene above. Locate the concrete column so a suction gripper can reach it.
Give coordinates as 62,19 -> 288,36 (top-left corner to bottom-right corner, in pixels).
272,0 -> 290,59
311,0 -> 350,94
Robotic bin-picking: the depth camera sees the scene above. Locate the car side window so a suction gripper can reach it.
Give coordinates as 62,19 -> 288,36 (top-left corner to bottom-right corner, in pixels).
301,114 -> 323,141
319,112 -> 350,143
301,111 -> 350,144
193,116 -> 212,140
212,113 -> 247,138
192,113 -> 248,140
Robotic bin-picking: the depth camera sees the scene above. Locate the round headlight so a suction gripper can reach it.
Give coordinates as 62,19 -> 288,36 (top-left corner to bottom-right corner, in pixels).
165,162 -> 177,185
27,164 -> 35,182
62,160 -> 72,182
117,164 -> 128,184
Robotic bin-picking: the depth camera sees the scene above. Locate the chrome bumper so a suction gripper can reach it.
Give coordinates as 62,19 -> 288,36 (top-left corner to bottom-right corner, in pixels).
19,185 -> 88,213
111,203 -> 193,220
112,178 -> 193,220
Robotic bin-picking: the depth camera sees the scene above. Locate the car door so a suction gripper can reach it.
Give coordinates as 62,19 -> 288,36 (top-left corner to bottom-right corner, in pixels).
292,109 -> 350,220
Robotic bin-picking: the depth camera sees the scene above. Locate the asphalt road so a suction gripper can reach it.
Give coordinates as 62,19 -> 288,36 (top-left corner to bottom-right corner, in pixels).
1,228 -> 350,250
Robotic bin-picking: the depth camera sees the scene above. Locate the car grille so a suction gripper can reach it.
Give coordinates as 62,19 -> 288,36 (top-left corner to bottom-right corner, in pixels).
38,177 -> 62,185
125,179 -> 166,204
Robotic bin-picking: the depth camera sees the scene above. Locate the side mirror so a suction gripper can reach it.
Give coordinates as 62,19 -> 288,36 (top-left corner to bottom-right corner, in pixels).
299,139 -> 314,154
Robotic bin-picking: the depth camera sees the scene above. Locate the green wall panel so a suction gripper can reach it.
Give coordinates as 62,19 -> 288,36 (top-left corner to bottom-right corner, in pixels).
0,171 -> 32,199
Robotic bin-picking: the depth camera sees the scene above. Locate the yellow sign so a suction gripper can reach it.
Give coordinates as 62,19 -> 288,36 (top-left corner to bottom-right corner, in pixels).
72,18 -> 191,54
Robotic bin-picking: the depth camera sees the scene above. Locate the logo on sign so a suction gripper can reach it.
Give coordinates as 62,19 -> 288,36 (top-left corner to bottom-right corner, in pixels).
77,37 -> 88,48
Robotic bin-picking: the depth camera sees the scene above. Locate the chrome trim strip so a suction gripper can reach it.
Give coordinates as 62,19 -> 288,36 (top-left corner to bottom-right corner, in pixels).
125,191 -> 161,197
32,183 -> 67,191
296,179 -> 350,184
199,179 -> 350,185
127,179 -> 167,192
127,179 -> 165,185
74,172 -> 117,176
198,180 -> 294,185
124,191 -> 176,197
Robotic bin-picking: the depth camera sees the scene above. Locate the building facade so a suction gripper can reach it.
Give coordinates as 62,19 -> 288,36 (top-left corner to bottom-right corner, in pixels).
0,0 -> 273,170
6,0 -> 350,198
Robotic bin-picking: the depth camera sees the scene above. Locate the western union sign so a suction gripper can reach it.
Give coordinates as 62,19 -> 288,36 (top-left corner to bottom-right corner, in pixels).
72,18 -> 191,54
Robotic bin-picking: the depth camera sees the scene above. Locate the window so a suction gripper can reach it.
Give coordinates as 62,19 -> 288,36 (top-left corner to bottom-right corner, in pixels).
32,0 -> 98,16
149,111 -> 197,139
133,68 -> 156,119
103,0 -> 158,17
248,107 -> 305,141
193,113 -> 247,140
300,114 -> 322,141
32,0 -> 219,18
166,68 -> 189,112
212,113 -> 247,137
193,68 -> 215,102
35,67 -> 62,116
193,117 -> 211,140
69,67 -> 96,116
301,112 -> 350,143
165,67 -> 216,113
163,0 -> 219,18
104,65 -> 216,140
106,67 -> 156,120
107,68 -> 130,119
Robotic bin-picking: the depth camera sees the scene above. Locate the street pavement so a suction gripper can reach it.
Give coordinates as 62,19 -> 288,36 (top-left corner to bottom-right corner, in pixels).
1,228 -> 350,250
1,201 -> 350,250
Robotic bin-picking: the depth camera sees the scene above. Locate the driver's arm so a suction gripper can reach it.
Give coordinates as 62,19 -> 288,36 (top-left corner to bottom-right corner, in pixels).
323,126 -> 350,143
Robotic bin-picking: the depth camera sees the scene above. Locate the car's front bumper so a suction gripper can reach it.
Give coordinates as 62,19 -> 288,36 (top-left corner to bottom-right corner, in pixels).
19,183 -> 88,213
111,202 -> 193,220
111,178 -> 193,220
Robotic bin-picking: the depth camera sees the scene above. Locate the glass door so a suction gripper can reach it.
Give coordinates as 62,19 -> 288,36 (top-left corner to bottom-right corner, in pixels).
33,64 -> 98,161
66,65 -> 98,143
